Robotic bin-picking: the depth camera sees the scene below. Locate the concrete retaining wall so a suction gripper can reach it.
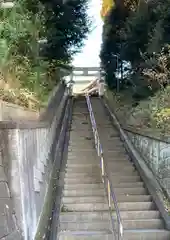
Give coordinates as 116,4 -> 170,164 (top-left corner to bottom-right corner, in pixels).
0,82 -> 68,239
0,101 -> 39,121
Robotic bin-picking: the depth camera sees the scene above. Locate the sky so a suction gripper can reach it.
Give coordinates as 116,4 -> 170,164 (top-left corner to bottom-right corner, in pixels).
72,0 -> 103,67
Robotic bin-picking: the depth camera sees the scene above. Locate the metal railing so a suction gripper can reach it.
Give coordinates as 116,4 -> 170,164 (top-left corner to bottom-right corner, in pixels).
85,94 -> 123,240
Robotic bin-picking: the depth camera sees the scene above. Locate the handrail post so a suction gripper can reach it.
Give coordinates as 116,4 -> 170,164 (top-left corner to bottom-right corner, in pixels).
108,180 -> 111,208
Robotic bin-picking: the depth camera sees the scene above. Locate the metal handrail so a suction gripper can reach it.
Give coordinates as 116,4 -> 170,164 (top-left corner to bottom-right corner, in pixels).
85,94 -> 123,240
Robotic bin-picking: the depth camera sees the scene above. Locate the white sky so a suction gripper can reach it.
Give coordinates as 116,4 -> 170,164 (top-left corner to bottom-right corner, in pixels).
72,0 -> 103,67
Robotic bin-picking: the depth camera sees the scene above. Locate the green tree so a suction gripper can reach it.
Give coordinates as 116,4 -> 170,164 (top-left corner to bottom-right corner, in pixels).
41,0 -> 90,63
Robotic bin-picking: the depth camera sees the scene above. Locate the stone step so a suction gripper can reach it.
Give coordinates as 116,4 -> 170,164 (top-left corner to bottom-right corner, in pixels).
60,210 -> 160,222
60,219 -> 164,231
58,230 -> 170,240
63,187 -> 147,197
62,195 -> 152,204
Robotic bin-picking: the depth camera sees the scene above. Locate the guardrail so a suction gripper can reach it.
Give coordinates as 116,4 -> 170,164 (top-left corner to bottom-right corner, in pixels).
86,94 -> 123,240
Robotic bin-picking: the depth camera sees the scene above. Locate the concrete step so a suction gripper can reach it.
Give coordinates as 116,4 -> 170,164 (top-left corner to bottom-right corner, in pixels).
117,202 -> 155,211
68,149 -> 96,153
110,175 -> 141,182
60,221 -> 110,231
66,162 -> 132,168
60,210 -> 160,222
62,196 -> 107,204
102,146 -> 125,151
110,170 -> 139,176
64,183 -> 104,190
67,155 -> 129,162
62,195 -> 152,204
63,189 -> 105,197
63,182 -> 144,190
60,219 -> 164,231
67,155 -> 98,161
69,135 -> 93,139
113,187 -> 147,195
65,169 -> 140,178
101,142 -> 124,147
66,165 -> 135,173
66,163 -> 100,168
124,230 -> 170,240
66,167 -> 101,174
69,133 -> 93,138
70,128 -> 92,132
64,176 -> 141,184
62,201 -> 155,212
112,182 -> 144,188
63,187 -> 147,197
102,150 -> 127,156
64,172 -> 100,178
64,177 -> 102,184
67,153 -> 97,159
69,143 -> 95,148
71,125 -> 91,129
58,230 -> 170,240
61,203 -> 109,212
66,160 -> 99,165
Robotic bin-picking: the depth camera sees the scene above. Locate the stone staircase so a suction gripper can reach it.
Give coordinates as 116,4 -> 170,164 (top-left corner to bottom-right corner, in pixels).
57,97 -> 170,240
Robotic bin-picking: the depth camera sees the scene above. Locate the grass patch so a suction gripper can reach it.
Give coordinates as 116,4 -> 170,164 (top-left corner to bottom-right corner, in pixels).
105,86 -> 170,135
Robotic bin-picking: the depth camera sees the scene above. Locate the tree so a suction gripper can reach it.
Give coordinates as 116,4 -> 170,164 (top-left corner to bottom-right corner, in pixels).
0,0 -> 90,106
42,0 -> 90,63
100,0 -> 170,98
